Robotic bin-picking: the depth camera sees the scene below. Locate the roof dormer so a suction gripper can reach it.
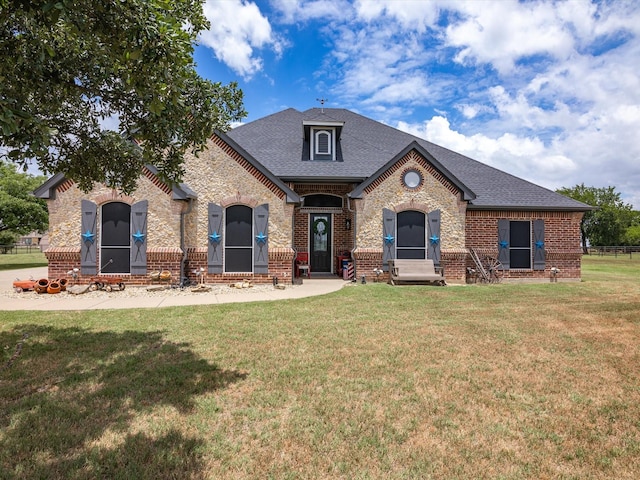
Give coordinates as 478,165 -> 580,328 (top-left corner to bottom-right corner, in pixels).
303,120 -> 344,161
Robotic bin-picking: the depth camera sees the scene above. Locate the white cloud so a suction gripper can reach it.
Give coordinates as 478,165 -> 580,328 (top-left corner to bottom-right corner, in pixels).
271,0 -> 352,23
203,0 -> 640,207
397,116 -> 579,189
444,0 -> 577,74
354,0 -> 440,33
199,0 -> 281,79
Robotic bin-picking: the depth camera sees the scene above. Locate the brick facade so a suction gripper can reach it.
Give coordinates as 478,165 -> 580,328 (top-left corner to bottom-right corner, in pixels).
465,210 -> 585,282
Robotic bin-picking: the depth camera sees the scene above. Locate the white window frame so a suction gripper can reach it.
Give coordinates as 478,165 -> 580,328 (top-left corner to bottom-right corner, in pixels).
311,128 -> 336,160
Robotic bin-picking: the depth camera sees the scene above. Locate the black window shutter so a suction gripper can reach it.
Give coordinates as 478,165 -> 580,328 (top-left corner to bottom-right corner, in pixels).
497,219 -> 510,270
253,203 -> 269,274
130,200 -> 148,275
208,203 -> 224,274
80,199 -> 97,274
533,219 -> 545,271
427,209 -> 441,266
382,208 -> 396,271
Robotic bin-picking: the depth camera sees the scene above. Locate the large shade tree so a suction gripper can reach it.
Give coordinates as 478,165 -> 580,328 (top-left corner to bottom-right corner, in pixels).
557,184 -> 633,251
1,0 -> 246,193
0,159 -> 48,237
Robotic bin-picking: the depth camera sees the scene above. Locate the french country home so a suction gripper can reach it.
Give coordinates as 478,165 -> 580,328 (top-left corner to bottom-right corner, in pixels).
35,108 -> 591,285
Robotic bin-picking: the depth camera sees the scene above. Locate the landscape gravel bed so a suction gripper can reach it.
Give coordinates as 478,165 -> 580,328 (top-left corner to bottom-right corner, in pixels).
1,283 -> 291,302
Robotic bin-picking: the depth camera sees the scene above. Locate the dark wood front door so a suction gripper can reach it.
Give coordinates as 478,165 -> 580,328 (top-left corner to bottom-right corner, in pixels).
310,213 -> 332,273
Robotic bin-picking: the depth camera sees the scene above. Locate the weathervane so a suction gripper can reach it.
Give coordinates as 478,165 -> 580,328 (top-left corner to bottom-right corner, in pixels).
316,98 -> 328,113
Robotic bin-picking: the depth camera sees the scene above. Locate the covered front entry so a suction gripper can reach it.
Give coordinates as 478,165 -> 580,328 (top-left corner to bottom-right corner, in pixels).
310,213 -> 332,273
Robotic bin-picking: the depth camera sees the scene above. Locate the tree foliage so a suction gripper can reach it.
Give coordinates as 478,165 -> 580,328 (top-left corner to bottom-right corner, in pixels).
1,0 -> 246,193
557,184 -> 633,249
0,159 -> 48,236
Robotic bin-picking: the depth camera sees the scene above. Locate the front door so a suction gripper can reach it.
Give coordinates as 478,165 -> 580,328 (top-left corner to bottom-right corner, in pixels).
310,213 -> 332,273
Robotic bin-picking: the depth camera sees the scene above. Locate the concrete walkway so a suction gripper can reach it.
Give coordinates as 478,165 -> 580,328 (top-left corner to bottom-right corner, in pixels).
0,267 -> 346,311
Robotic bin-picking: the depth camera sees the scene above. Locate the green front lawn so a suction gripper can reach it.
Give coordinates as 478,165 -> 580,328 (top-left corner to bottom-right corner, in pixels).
0,249 -> 47,271
1,256 -> 639,479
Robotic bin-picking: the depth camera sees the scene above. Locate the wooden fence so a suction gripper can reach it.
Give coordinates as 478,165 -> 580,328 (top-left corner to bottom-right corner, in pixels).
0,244 -> 42,254
587,246 -> 640,258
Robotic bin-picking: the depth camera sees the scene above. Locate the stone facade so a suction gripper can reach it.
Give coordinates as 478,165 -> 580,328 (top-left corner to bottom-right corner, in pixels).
41,134 -> 586,286
351,149 -> 468,283
44,135 -> 297,286
45,168 -> 185,285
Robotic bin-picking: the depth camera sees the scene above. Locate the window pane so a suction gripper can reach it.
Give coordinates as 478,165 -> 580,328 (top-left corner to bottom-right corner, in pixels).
226,248 -> 252,272
317,132 -> 329,153
397,211 -> 425,248
226,205 -> 252,247
102,202 -> 130,246
100,248 -> 130,273
304,194 -> 342,208
510,221 -> 530,248
397,249 -> 426,259
510,249 -> 531,269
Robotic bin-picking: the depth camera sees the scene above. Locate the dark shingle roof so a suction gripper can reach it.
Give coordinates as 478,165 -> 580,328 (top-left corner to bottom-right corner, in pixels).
227,108 -> 591,211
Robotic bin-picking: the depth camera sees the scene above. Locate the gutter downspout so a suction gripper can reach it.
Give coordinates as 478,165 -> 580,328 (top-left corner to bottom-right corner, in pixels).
180,198 -> 194,287
291,205 -> 298,284
347,194 -> 357,279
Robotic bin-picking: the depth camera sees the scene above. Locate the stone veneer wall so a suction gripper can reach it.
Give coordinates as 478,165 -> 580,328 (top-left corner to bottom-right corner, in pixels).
45,134 -> 297,285
465,210 -> 585,282
352,149 -> 467,282
180,135 -> 295,283
44,168 -> 185,284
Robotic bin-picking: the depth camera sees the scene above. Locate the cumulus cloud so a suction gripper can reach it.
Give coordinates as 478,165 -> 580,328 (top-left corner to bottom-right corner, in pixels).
271,0 -> 351,22
199,0 -> 282,79
199,0 -> 640,207
397,116 -> 578,186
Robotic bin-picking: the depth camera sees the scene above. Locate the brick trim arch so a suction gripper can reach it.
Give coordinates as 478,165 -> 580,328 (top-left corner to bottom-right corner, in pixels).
220,192 -> 259,208
94,191 -> 136,206
392,199 -> 429,213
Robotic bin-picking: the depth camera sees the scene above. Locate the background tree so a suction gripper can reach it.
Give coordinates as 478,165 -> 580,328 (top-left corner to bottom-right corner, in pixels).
0,160 -> 48,239
1,0 -> 246,193
621,211 -> 640,246
557,184 -> 634,251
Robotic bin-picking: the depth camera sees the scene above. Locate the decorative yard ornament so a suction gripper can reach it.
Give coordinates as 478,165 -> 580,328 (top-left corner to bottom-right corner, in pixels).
313,218 -> 329,235
132,230 -> 145,244
81,230 -> 95,244
208,231 -> 221,244
255,232 -> 268,245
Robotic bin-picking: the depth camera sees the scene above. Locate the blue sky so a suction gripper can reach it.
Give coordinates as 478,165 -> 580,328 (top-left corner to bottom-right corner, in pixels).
193,0 -> 640,207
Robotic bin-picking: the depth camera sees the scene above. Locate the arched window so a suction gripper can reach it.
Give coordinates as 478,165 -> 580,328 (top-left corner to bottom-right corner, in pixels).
315,130 -> 331,155
101,202 -> 131,273
396,210 -> 426,259
225,205 -> 253,272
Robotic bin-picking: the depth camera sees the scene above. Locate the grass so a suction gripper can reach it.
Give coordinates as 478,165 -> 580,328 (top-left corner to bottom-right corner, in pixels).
0,250 -> 47,271
1,256 -> 639,479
